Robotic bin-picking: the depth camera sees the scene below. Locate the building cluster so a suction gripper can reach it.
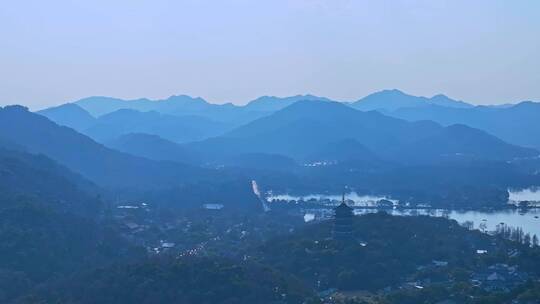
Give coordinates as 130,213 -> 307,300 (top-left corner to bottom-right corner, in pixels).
471,263 -> 529,292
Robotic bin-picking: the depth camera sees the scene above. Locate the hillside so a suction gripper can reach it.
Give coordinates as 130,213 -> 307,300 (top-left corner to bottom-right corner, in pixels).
390,101 -> 540,150
105,133 -> 199,164
0,105 -> 208,189
192,100 -> 535,163
23,256 -> 316,304
37,103 -> 96,131
306,139 -> 379,163
0,147 -> 99,215
0,201 -> 144,303
39,105 -> 232,144
84,109 -> 231,143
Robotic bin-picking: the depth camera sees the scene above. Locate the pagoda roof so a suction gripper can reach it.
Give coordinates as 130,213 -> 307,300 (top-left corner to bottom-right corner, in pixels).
335,202 -> 353,211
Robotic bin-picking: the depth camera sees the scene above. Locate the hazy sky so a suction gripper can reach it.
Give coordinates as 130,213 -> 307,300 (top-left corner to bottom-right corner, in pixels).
1,0 -> 539,109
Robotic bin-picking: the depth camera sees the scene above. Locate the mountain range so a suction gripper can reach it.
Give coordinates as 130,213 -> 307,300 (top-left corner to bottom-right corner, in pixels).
38,89 -> 540,151
388,101 -> 540,150
39,104 -> 232,144
189,100 -> 536,164
3,89 -> 538,208
351,89 -> 473,111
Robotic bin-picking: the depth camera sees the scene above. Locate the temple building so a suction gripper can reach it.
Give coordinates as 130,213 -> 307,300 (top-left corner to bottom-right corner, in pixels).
333,193 -> 354,240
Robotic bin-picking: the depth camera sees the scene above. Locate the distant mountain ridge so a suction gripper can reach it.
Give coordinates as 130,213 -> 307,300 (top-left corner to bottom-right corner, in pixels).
74,95 -> 215,117
351,89 -> 473,111
74,95 -> 253,125
71,94 -> 336,118
42,89 -> 536,121
84,109 -> 232,143
388,100 -> 540,150
37,90 -> 481,133
39,104 -> 232,144
37,90 -> 540,154
189,100 -> 536,163
244,94 -> 332,112
38,103 -> 96,132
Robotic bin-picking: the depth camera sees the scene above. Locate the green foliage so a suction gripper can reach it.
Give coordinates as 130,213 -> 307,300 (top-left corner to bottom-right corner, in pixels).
257,213 -> 493,291
25,256 -> 317,304
0,202 -> 143,302
0,147 -> 99,215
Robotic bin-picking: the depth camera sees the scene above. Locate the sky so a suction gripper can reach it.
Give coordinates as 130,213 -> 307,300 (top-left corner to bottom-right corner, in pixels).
1,0 -> 539,110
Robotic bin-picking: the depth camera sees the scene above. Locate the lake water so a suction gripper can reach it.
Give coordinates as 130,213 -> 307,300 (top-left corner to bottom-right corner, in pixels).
268,192 -> 398,207
269,188 -> 540,207
366,209 -> 540,236
509,187 -> 540,206
302,208 -> 540,237
272,188 -> 540,236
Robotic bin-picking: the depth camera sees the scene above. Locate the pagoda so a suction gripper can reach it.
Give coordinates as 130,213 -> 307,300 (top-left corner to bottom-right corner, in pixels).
333,193 -> 354,240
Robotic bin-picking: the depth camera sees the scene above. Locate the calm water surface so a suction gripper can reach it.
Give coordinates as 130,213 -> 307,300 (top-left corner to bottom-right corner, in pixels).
275,188 -> 540,236
303,208 -> 540,237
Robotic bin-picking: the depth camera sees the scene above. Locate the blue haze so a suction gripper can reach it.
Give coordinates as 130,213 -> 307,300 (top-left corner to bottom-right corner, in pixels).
0,0 -> 539,109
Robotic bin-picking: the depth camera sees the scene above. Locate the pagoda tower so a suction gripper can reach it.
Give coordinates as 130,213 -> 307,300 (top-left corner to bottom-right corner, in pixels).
333,193 -> 354,240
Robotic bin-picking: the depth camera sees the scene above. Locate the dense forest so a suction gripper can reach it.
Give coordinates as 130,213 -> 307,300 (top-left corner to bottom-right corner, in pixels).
3,201 -> 540,304
20,256 -> 317,304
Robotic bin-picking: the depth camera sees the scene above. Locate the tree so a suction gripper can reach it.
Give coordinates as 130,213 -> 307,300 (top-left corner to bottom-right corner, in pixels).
518,201 -> 530,208
461,221 -> 474,230
479,222 -> 487,233
524,233 -> 531,247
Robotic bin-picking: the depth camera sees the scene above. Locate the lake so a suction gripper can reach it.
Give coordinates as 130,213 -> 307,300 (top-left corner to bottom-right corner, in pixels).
269,188 -> 540,207
302,208 -> 540,237
509,187 -> 540,206
268,192 -> 398,207
273,188 -> 540,237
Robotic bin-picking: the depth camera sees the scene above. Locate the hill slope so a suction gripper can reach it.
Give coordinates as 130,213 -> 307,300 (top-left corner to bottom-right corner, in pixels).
390,101 -> 540,150
105,133 -> 199,164
0,145 -> 100,215
23,256 -> 316,304
0,105 -> 208,189
192,100 -> 535,163
38,103 -> 96,131
86,109 -> 231,143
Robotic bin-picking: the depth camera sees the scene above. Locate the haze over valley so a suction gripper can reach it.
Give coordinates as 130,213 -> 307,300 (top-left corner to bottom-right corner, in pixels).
28,90 -> 540,207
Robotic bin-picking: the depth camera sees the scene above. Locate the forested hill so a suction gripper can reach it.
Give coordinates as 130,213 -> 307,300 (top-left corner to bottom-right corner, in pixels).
18,256 -> 318,304
0,146 -> 99,216
191,99 -> 536,163
0,105 -> 210,189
